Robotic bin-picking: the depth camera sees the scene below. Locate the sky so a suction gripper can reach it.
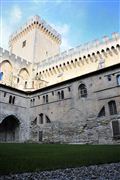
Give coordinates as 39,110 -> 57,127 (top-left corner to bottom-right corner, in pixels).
0,0 -> 120,51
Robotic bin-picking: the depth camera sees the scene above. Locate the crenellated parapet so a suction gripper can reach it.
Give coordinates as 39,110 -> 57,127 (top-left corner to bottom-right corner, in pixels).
0,47 -> 32,66
9,15 -> 61,45
37,32 -> 120,75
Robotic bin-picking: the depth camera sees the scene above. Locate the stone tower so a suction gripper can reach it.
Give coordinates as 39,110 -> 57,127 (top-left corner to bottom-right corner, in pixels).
9,15 -> 61,63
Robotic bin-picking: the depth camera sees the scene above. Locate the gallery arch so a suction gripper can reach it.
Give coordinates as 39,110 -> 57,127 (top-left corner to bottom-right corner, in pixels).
0,115 -> 20,142
0,60 -> 13,84
18,68 -> 29,81
78,84 -> 87,98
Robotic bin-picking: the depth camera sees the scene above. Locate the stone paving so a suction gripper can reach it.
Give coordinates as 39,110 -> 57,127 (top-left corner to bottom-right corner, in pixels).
0,163 -> 120,180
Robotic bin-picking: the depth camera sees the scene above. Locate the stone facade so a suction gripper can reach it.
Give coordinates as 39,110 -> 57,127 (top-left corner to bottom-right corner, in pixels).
0,64 -> 120,143
0,15 -> 120,143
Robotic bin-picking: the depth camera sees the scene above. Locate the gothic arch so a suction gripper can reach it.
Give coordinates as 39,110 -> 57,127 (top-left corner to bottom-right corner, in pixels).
0,60 -> 13,82
1,60 -> 13,70
0,115 -> 20,142
18,68 -> 29,80
78,83 -> 87,98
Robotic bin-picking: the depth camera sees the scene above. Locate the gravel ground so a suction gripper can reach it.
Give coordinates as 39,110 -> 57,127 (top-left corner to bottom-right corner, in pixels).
0,163 -> 120,180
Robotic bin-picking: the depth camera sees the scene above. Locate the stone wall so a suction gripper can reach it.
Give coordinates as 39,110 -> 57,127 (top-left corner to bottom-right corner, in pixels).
0,63 -> 120,144
29,64 -> 120,144
0,86 -> 30,142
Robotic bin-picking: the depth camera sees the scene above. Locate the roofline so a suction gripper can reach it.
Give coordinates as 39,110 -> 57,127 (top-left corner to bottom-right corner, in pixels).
30,63 -> 120,94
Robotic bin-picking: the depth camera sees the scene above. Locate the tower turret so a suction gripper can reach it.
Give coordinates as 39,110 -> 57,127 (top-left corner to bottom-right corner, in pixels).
9,15 -> 61,63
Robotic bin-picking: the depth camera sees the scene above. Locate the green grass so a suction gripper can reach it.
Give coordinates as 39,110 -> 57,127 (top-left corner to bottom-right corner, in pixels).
0,144 -> 120,175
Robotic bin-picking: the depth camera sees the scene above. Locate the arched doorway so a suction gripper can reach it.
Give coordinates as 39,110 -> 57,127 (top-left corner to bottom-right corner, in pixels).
0,115 -> 20,142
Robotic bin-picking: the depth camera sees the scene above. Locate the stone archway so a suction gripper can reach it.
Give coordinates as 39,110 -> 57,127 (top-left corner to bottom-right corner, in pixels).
1,60 -> 13,84
18,68 -> 29,80
0,115 -> 20,142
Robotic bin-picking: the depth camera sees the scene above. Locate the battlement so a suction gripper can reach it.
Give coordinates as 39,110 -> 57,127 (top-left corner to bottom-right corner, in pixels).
37,32 -> 120,69
9,15 -> 61,44
0,47 -> 32,66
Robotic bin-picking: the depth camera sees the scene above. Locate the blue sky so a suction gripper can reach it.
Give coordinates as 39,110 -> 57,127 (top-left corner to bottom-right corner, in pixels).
0,0 -> 120,51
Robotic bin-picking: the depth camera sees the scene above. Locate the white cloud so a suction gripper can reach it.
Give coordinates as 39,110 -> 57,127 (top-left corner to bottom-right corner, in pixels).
10,5 -> 22,23
61,36 -> 72,51
50,23 -> 72,51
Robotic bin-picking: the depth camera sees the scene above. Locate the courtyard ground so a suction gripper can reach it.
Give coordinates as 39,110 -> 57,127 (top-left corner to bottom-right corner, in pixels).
0,144 -> 120,175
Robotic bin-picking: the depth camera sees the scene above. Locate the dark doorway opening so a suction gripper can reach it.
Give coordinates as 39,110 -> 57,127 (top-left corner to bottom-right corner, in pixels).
0,115 -> 20,142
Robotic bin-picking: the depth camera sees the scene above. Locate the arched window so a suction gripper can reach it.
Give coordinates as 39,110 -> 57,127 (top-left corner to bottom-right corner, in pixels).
108,100 -> 117,115
61,91 -> 64,99
116,74 -> 120,85
78,84 -> 87,98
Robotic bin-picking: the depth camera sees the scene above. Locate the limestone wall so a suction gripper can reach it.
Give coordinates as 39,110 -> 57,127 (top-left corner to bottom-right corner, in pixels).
29,65 -> 120,144
0,64 -> 120,143
0,86 -> 30,142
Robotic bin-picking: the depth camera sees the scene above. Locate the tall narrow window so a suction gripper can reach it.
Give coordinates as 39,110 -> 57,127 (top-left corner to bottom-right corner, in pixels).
33,99 -> 35,106
9,95 -> 12,104
12,96 -> 15,104
43,96 -> 45,103
46,95 -> 48,103
108,100 -> 117,115
25,81 -> 27,88
22,40 -> 26,48
117,74 -> 120,85
30,99 -> 32,106
112,120 -> 120,139
61,90 -> 64,99
68,87 -> 71,92
39,113 -> 43,124
58,91 -> 60,100
79,84 -> 87,98
17,78 -> 19,83
107,75 -> 111,81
